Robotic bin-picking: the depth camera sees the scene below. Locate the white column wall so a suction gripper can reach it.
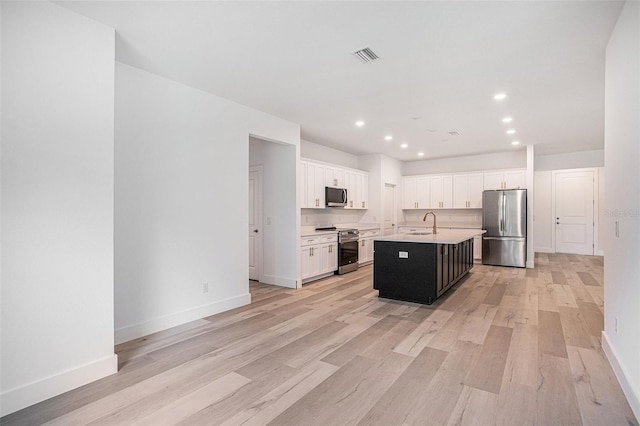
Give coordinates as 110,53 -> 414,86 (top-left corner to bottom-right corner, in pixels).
114,63 -> 299,343
603,0 -> 640,419
1,2 -> 117,415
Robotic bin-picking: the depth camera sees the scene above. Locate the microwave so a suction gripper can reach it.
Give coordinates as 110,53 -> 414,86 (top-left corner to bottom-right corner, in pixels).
325,187 -> 347,207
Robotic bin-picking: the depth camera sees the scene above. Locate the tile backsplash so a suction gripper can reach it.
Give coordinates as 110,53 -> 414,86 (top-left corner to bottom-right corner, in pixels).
402,209 -> 482,228
301,209 -> 367,227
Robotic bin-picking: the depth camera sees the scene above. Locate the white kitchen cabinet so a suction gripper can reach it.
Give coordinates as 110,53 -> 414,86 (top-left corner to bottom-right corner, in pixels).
358,229 -> 380,265
474,235 -> 482,263
303,160 -> 326,208
345,171 -> 368,209
301,234 -> 338,282
402,176 -> 430,209
430,175 -> 453,208
361,173 -> 369,209
484,169 -> 526,190
453,173 -> 484,208
301,158 -> 368,210
504,170 -> 526,189
325,166 -> 345,188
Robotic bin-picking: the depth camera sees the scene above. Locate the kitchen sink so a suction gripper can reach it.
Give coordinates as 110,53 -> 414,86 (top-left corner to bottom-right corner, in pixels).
409,232 -> 432,235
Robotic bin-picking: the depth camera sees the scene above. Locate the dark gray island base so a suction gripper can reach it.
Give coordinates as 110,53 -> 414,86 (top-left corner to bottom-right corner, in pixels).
373,238 -> 475,305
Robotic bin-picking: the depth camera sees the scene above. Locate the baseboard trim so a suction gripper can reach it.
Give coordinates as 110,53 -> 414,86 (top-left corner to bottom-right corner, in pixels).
0,354 -> 118,417
602,331 -> 640,420
262,274 -> 297,288
534,247 -> 555,253
115,293 -> 251,345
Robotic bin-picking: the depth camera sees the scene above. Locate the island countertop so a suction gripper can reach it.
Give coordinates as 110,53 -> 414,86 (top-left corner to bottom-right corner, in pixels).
375,229 -> 485,245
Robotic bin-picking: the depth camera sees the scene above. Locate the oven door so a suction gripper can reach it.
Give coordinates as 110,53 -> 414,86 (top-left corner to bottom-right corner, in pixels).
338,238 -> 359,274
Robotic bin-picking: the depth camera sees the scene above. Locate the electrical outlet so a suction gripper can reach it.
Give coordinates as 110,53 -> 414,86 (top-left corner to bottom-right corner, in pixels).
203,283 -> 209,293
615,221 -> 620,237
267,217 -> 271,225
615,317 -> 619,333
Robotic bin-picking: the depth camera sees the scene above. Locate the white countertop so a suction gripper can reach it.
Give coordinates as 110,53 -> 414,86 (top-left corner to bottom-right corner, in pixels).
301,223 -> 381,237
375,229 -> 486,244
301,229 -> 339,237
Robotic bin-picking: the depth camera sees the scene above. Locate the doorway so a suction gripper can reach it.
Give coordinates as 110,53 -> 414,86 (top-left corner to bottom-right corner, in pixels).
248,166 -> 263,281
553,170 -> 594,255
383,183 -> 396,236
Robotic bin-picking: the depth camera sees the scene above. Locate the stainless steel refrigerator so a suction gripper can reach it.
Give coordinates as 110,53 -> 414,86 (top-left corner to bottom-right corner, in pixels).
482,189 -> 527,267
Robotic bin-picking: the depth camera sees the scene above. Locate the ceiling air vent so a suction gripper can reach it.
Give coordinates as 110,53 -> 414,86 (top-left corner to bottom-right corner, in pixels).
448,131 -> 461,136
352,47 -> 380,64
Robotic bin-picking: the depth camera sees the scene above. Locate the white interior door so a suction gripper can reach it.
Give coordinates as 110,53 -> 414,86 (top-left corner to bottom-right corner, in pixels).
555,170 -> 594,255
383,183 -> 396,236
248,168 -> 262,281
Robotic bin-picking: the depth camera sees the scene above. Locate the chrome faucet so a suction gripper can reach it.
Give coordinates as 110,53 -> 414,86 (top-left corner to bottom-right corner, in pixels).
423,211 -> 438,234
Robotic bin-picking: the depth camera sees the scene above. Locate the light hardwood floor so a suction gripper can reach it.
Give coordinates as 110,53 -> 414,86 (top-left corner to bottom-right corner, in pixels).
2,253 -> 637,425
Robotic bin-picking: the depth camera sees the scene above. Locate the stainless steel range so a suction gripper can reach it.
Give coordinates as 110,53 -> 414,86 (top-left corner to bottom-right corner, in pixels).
337,229 -> 359,274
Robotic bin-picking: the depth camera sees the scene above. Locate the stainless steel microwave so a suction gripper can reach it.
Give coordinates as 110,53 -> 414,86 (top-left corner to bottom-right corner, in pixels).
325,187 -> 347,207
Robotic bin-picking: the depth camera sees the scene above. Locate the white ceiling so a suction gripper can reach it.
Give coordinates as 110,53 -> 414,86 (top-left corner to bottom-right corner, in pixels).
59,1 -> 623,161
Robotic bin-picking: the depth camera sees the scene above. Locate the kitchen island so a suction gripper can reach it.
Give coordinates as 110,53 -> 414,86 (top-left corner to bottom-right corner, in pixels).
373,229 -> 485,305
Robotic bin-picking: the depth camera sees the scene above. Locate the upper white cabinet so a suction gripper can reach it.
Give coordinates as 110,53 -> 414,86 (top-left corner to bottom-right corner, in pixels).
430,175 -> 453,209
402,168 -> 525,210
300,158 -> 368,209
402,176 -> 430,209
302,160 -> 326,208
504,170 -> 526,189
325,166 -> 345,188
484,169 -> 526,190
453,173 -> 484,208
345,170 -> 368,209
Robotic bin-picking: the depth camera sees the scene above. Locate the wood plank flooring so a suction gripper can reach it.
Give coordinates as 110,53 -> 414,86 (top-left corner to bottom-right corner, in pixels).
2,253 -> 637,426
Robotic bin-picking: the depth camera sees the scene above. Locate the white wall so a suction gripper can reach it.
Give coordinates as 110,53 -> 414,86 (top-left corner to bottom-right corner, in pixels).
114,63 -> 299,343
535,149 -> 604,171
1,2 -> 117,415
534,167 -> 605,255
603,1 -> 640,420
301,139 -> 359,169
534,171 -> 554,252
403,150 -> 526,175
249,137 -> 298,287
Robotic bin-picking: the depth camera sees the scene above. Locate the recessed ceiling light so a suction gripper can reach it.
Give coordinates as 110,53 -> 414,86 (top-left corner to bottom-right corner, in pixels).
493,93 -> 507,101
384,135 -> 393,141
506,129 -> 516,135
502,117 -> 513,123
418,152 -> 425,157
355,121 -> 365,127
512,141 -> 520,145
400,143 -> 408,148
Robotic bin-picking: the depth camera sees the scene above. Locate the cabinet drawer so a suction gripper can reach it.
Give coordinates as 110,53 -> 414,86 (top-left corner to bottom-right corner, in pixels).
301,233 -> 337,246
360,229 -> 380,238
320,234 -> 338,243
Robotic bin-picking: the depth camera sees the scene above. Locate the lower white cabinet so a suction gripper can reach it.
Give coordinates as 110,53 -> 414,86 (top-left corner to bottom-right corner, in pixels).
358,229 -> 380,264
474,235 -> 482,263
301,234 -> 338,282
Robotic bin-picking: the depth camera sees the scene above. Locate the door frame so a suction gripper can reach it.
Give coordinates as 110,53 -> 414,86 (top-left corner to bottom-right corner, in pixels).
383,183 -> 397,236
249,165 -> 264,282
551,167 -> 599,255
